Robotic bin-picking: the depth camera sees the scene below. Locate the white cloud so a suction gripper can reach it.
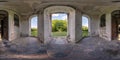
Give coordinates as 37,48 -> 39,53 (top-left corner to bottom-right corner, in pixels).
82,23 -> 88,27
62,15 -> 67,20
31,26 -> 37,28
52,14 -> 59,17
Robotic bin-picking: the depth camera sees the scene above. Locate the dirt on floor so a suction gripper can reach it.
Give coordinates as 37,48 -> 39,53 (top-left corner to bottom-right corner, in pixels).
0,36 -> 120,60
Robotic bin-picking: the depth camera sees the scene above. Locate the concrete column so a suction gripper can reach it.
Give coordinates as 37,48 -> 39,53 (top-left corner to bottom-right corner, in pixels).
8,11 -> 14,41
44,13 -> 51,43
75,10 -> 82,42
90,15 -> 100,36
106,13 -> 112,41
68,10 -> 75,43
38,12 -> 44,42
8,11 -> 20,41
20,15 -> 30,37
68,10 -> 82,43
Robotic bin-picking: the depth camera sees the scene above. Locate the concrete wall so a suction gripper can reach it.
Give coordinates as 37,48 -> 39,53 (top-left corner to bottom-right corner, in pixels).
0,8 -> 20,41
8,11 -> 20,41
98,7 -> 120,41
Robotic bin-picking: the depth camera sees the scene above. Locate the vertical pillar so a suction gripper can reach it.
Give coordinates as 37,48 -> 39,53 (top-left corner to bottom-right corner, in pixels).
75,10 -> 82,42
8,11 -> 14,41
38,12 -> 44,42
106,13 -> 112,41
20,15 -> 30,37
68,10 -> 75,43
90,15 -> 100,36
44,12 -> 51,43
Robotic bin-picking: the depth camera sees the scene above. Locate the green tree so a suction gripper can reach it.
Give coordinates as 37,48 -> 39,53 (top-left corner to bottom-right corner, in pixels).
52,20 -> 67,32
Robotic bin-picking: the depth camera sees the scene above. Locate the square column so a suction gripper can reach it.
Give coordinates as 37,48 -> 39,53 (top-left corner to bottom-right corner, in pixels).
75,10 -> 82,42
20,15 -> 30,37
8,11 -> 20,41
8,11 -> 14,41
38,12 -> 44,42
68,10 -> 82,43
90,15 -> 100,36
106,13 -> 112,41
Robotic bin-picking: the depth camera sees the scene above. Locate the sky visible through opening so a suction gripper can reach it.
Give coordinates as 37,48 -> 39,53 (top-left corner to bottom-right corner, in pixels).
31,14 -> 88,28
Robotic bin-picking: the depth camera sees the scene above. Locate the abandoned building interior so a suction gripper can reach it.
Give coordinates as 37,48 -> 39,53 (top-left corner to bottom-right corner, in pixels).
0,0 -> 120,60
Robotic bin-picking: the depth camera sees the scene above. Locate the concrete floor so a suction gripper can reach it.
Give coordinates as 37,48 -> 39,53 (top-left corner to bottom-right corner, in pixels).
0,36 -> 120,60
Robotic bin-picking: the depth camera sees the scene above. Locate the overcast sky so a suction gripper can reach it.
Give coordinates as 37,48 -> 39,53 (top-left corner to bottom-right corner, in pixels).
31,14 -> 88,28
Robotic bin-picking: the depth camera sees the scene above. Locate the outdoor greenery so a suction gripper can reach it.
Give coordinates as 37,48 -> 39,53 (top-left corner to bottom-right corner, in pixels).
52,20 -> 67,32
31,20 -> 88,37
31,28 -> 37,36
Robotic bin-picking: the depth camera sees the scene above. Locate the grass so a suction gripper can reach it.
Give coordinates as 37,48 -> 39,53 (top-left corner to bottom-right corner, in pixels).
31,30 -> 88,37
82,30 -> 88,37
52,32 -> 67,37
31,30 -> 38,36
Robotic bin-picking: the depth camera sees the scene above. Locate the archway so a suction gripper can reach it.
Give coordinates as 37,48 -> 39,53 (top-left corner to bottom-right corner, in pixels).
82,16 -> 88,37
30,15 -> 38,37
82,15 -> 91,37
44,6 -> 76,43
0,10 -> 8,41
51,13 -> 68,38
111,10 -> 120,40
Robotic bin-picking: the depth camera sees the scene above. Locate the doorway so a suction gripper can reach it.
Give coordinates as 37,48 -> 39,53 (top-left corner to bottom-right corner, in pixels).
112,10 -> 120,40
0,10 -> 8,41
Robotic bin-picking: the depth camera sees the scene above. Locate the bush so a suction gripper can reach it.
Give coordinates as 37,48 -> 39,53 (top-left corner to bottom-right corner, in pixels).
31,28 -> 37,31
52,20 -> 67,32
31,28 -> 37,36
82,26 -> 88,31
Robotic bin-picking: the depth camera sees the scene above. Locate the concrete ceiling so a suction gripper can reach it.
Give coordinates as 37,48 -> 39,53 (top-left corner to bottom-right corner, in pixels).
0,0 -> 120,15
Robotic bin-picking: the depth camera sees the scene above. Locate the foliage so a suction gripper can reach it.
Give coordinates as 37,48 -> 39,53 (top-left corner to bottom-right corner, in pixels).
31,21 -> 89,37
82,26 -> 88,31
31,28 -> 37,36
52,32 -> 67,37
82,30 -> 88,37
52,19 -> 67,32
31,28 -> 37,31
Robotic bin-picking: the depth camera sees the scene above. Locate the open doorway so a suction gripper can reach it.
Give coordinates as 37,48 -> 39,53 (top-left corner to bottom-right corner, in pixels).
82,16 -> 89,37
0,10 -> 8,41
30,16 -> 38,37
51,13 -> 68,38
112,10 -> 120,40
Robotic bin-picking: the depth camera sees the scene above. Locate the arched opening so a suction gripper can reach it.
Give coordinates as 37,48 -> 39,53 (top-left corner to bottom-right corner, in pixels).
44,6 -> 76,43
0,10 -> 8,41
82,16 -> 89,37
14,14 -> 19,27
100,14 -> 106,27
30,16 -> 38,37
111,10 -> 120,40
51,13 -> 68,38
99,14 -> 106,38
